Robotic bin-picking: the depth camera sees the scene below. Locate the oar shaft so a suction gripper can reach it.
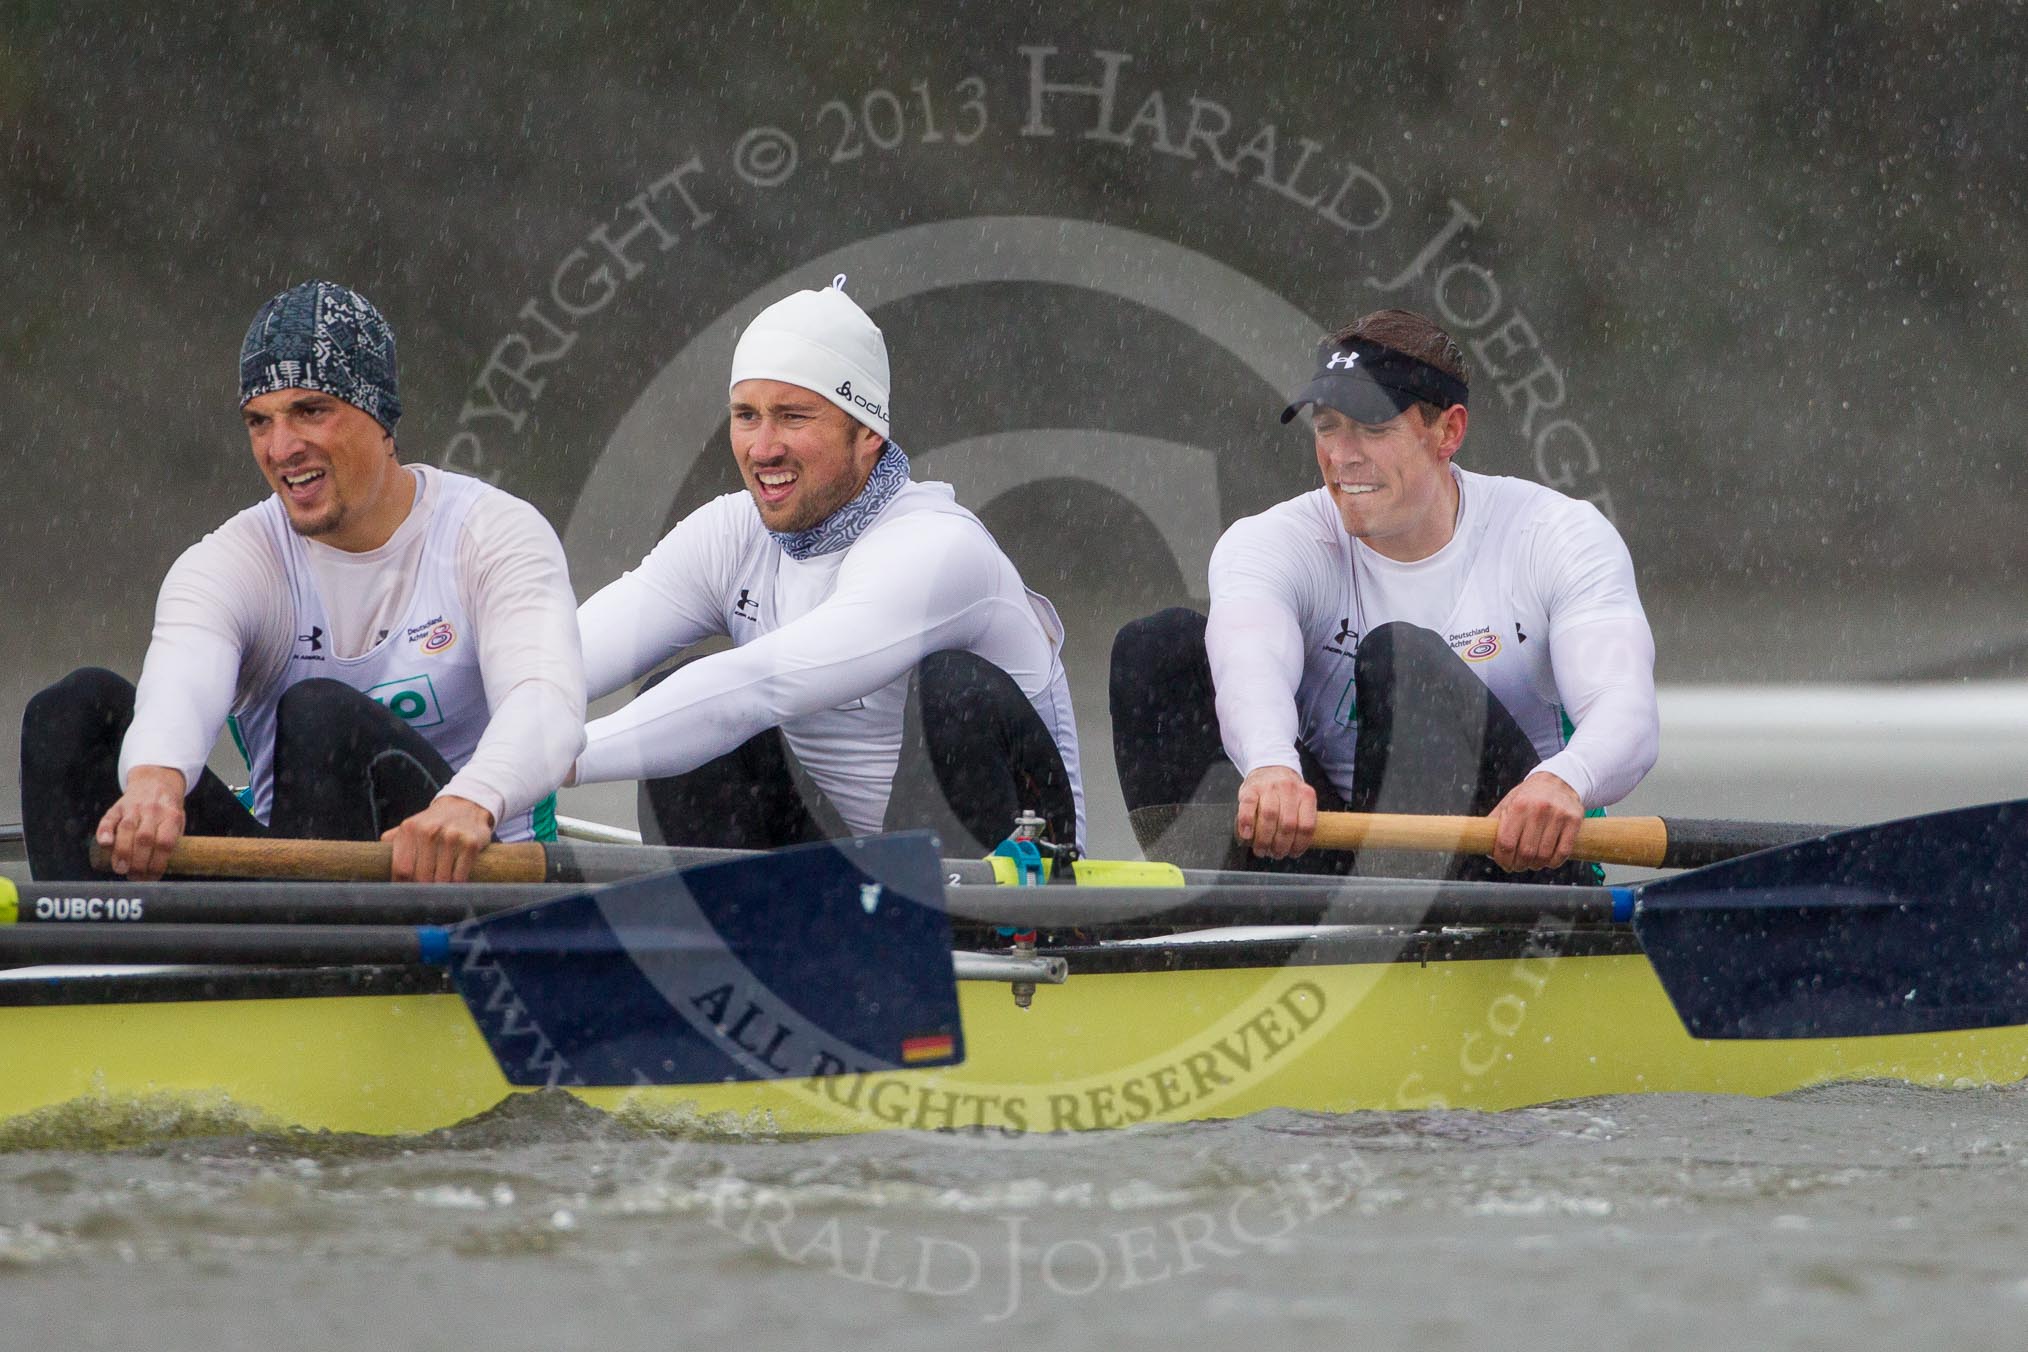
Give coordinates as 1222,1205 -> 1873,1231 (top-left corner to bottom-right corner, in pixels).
89,836 -> 556,883
103,836 -> 1350,889
104,836 -> 1001,884
89,810 -> 1824,898
1310,813 -> 1665,867
6,877 -> 1622,932
1644,817 -> 1836,869
0,923 -> 427,966
4,880 -> 574,925
1309,811 -> 1830,869
0,922 -> 1067,984
538,838 -> 827,883
946,882 -> 1619,929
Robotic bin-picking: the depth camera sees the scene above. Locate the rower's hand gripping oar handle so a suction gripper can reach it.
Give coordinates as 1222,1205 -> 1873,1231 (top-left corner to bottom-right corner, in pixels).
1301,811 -> 1827,870
90,835 -> 550,883
1307,812 -> 1667,868
100,815 -> 1826,881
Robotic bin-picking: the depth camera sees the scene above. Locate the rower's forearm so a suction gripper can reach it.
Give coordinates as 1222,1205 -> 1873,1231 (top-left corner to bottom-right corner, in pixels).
573,622 -> 924,786
1207,604 -> 1307,777
574,664 -> 773,785
120,634 -> 244,795
1542,617 -> 1659,808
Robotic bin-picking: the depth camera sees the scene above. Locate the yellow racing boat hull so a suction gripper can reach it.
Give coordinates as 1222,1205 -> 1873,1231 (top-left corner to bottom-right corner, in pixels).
3,927 -> 2025,1138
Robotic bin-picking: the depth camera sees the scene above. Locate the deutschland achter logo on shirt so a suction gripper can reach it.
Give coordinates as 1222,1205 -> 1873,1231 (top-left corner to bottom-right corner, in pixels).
1450,627 -> 1501,662
403,616 -> 458,654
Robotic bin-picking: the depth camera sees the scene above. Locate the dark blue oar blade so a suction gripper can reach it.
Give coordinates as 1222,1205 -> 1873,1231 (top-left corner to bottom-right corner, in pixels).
1631,799 -> 2028,1039
442,831 -> 961,1086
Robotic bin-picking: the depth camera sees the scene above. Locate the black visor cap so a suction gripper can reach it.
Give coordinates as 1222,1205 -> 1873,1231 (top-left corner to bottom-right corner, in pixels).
1279,340 -> 1468,425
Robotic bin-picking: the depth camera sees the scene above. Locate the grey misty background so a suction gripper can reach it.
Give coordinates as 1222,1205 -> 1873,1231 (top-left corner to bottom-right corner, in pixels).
1,2 -> 2023,841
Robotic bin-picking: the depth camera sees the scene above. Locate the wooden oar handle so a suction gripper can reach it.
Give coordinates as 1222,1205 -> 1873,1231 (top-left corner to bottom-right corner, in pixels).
1307,812 -> 1671,869
90,836 -> 549,883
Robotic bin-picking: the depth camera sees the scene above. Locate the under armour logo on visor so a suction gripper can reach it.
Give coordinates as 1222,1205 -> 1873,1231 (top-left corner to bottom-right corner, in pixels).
1326,350 -> 1360,370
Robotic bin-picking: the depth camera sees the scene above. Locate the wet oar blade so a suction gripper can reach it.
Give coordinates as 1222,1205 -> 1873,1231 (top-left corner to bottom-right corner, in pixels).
1632,800 -> 2028,1039
447,831 -> 962,1087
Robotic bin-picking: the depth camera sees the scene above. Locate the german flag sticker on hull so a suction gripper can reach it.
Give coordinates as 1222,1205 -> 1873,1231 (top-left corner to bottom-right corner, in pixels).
901,1033 -> 957,1064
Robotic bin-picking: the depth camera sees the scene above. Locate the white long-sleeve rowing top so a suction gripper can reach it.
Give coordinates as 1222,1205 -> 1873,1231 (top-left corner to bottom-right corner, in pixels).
1206,466 -> 1658,809
575,480 -> 1087,846
119,465 -> 586,836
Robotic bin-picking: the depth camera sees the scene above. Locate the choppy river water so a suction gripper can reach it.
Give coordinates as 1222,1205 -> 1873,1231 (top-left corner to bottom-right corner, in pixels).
4,1083 -> 2027,1350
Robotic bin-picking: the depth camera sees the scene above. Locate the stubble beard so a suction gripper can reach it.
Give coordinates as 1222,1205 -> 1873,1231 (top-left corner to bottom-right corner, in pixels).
284,496 -> 345,539
759,476 -> 859,534
749,430 -> 873,534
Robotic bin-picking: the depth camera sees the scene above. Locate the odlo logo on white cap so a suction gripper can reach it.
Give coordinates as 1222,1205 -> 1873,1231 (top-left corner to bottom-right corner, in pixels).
835,380 -> 887,422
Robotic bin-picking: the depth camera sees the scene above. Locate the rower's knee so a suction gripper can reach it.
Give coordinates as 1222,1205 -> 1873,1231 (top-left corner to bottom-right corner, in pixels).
1111,606 -> 1207,684
1355,621 -> 1451,669
897,650 -> 1072,849
276,677 -> 375,734
914,650 -> 1013,715
24,666 -> 134,744
1110,607 -> 1214,724
1109,608 -> 1226,816
1355,622 -> 1483,706
911,651 -> 1033,762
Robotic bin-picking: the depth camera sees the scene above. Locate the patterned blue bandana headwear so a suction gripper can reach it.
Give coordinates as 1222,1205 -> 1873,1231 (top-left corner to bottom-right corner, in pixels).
238,280 -> 402,434
769,442 -> 910,560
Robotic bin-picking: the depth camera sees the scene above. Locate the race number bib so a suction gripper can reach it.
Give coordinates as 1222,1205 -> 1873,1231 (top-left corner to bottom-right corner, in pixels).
366,673 -> 445,728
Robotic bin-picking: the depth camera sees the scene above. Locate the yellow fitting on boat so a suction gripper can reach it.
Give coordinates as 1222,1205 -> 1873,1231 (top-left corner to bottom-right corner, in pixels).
983,856 -> 1185,887
1070,859 -> 1185,888
987,855 -> 1052,886
0,878 -> 16,926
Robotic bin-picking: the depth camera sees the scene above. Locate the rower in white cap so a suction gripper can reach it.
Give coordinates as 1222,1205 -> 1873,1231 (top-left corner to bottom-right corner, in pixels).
572,277 -> 1086,854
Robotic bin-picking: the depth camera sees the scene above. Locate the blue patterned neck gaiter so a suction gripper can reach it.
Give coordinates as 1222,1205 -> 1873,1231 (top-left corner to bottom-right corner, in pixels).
769,442 -> 910,560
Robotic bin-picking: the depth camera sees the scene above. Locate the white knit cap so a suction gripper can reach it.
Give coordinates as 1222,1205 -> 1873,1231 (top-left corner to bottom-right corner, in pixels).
728,275 -> 891,438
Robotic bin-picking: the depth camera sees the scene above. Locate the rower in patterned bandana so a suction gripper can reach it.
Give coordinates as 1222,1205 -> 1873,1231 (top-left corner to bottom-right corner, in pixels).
1110,308 -> 1659,881
573,277 -> 1086,854
19,280 -> 586,883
